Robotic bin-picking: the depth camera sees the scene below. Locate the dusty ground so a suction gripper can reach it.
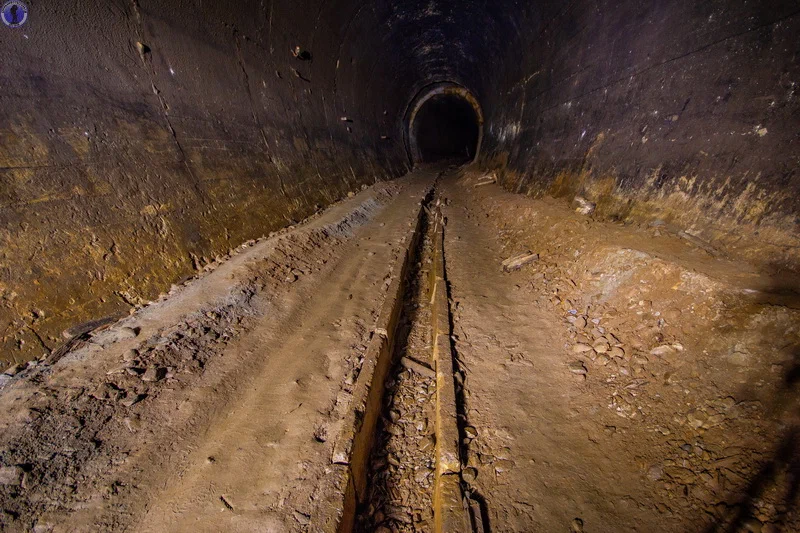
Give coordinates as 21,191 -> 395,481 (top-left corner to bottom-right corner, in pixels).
0,170 -> 435,532
440,168 -> 800,533
0,165 -> 798,533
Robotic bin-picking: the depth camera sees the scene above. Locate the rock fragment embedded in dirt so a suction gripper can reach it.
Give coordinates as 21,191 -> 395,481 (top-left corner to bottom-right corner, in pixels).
501,251 -> 539,272
568,361 -> 588,375
91,382 -> 123,401
494,459 -> 514,473
293,510 -> 311,525
119,393 -> 147,407
0,466 -> 23,486
399,356 -> 435,378
567,315 -> 587,329
462,467 -> 478,483
571,517 -> 585,532
650,344 -> 675,356
3,363 -> 23,376
573,196 -> 595,215
647,464 -> 664,481
141,366 -> 167,382
608,346 -> 625,359
592,340 -> 610,353
572,343 -> 594,354
91,326 -> 141,347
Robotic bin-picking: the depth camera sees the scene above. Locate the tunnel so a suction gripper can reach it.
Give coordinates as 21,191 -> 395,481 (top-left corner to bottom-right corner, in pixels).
1,1 -> 799,532
407,85 -> 483,165
412,93 -> 479,164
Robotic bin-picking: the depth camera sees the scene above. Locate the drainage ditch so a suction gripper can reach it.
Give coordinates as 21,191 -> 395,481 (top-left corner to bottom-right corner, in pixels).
326,174 -> 483,533
355,197 -> 438,532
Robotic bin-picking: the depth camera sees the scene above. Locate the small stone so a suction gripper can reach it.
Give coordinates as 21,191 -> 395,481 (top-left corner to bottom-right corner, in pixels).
592,341 -> 610,354
568,361 -> 588,375
608,346 -> 625,359
119,393 -> 146,407
462,467 -> 478,483
496,447 -> 512,460
572,343 -> 594,354
464,426 -> 478,439
574,195 -> 595,215
293,510 -> 311,525
686,409 -> 706,429
494,459 -> 514,473
650,345 -> 674,356
92,326 -> 140,347
647,465 -> 664,481
91,382 -> 122,401
478,453 -> 495,465
501,252 -> 539,272
595,354 -> 610,366
3,364 -> 22,376
571,517 -> 585,532
568,315 -> 587,329
0,466 -> 23,486
141,366 -> 166,382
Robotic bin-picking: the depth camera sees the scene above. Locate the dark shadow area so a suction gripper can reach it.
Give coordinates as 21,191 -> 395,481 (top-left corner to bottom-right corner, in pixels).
414,94 -> 479,164
701,271 -> 800,532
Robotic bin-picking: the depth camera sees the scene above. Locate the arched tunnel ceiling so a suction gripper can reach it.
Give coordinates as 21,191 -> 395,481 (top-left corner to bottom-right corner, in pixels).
318,0 -> 531,128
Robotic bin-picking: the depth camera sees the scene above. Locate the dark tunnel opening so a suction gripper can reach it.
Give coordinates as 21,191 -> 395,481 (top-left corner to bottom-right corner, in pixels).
412,94 -> 480,164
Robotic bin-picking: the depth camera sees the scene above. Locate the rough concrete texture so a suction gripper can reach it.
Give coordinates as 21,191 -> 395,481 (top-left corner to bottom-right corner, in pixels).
0,0 -> 419,364
2,0 -> 799,366
479,1 -> 800,273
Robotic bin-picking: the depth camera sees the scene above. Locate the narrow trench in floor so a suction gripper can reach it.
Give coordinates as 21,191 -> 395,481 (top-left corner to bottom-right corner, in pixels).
355,194 -> 438,533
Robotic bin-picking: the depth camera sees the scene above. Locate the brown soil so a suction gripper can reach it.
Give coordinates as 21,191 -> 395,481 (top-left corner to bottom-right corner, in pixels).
0,171 -> 435,532
0,166 -> 798,533
440,168 -> 800,533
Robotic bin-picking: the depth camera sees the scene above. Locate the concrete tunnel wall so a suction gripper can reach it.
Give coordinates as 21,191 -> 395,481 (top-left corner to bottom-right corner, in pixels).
1,0 -> 798,364
480,0 -> 800,272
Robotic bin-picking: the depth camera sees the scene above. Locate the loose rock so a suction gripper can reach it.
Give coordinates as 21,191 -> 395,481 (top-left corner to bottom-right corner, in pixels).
0,466 -> 23,486
568,361 -> 588,375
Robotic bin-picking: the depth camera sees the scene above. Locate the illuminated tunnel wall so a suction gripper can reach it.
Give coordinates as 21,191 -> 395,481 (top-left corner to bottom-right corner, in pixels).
0,0 -> 798,363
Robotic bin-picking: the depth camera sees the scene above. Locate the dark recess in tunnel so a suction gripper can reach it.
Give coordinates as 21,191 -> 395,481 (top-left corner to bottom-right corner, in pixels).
412,94 -> 480,164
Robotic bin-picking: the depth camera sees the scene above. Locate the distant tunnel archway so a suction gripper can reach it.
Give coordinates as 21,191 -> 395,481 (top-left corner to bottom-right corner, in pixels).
405,83 -> 484,166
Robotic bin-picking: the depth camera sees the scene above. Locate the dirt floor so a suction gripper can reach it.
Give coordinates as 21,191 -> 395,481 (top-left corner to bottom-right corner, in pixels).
439,168 -> 800,533
0,170 -> 436,532
0,166 -> 798,532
